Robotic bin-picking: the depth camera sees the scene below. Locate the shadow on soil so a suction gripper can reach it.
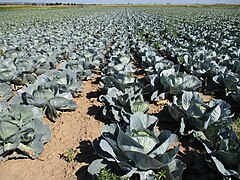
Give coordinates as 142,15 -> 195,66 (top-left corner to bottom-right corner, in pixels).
91,76 -> 101,85
86,91 -> 101,99
75,140 -> 98,180
75,166 -> 92,180
87,105 -> 105,123
86,78 -> 105,123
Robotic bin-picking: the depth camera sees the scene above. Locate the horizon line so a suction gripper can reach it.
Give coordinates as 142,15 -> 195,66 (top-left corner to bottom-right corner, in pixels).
1,2 -> 240,5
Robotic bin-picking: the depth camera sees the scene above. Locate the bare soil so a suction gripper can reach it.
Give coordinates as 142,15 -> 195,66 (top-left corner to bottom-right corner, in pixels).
0,76 -> 104,180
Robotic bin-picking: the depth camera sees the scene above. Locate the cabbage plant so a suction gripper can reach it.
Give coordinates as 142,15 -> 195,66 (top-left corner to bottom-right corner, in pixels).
100,87 -> 148,124
0,83 -> 13,101
160,70 -> 202,95
21,83 -> 78,121
102,55 -> 135,75
0,58 -> 38,85
151,68 -> 202,101
168,91 -> 233,136
59,58 -> 94,80
88,112 -> 186,179
14,58 -> 34,73
38,70 -> 83,97
100,74 -> 140,93
222,72 -> 240,105
0,59 -> 17,82
0,102 -> 51,160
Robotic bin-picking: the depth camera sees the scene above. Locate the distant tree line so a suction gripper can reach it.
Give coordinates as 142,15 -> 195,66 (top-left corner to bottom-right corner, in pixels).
45,3 -> 83,6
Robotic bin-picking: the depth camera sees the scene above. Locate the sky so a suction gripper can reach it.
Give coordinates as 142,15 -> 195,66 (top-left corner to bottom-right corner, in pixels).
0,0 -> 239,4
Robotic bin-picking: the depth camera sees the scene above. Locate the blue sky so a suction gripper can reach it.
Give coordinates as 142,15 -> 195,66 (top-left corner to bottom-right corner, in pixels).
0,0 -> 239,4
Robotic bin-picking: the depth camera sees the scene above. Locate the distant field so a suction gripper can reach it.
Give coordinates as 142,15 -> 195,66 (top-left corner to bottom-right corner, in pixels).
104,3 -> 240,7
0,3 -> 239,10
0,5 -> 85,10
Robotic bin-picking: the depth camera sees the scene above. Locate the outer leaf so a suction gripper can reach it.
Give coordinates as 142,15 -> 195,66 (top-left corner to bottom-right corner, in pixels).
124,151 -> 165,170
88,159 -> 107,176
48,97 -> 78,110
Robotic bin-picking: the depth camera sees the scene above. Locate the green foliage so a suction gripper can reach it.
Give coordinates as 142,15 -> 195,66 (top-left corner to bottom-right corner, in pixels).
98,168 -> 127,180
60,147 -> 75,163
156,170 -> 167,180
154,42 -> 161,50
0,49 -> 5,57
65,148 -> 75,163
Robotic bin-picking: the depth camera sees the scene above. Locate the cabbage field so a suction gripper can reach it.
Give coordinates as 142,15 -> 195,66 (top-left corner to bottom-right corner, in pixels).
0,5 -> 240,180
